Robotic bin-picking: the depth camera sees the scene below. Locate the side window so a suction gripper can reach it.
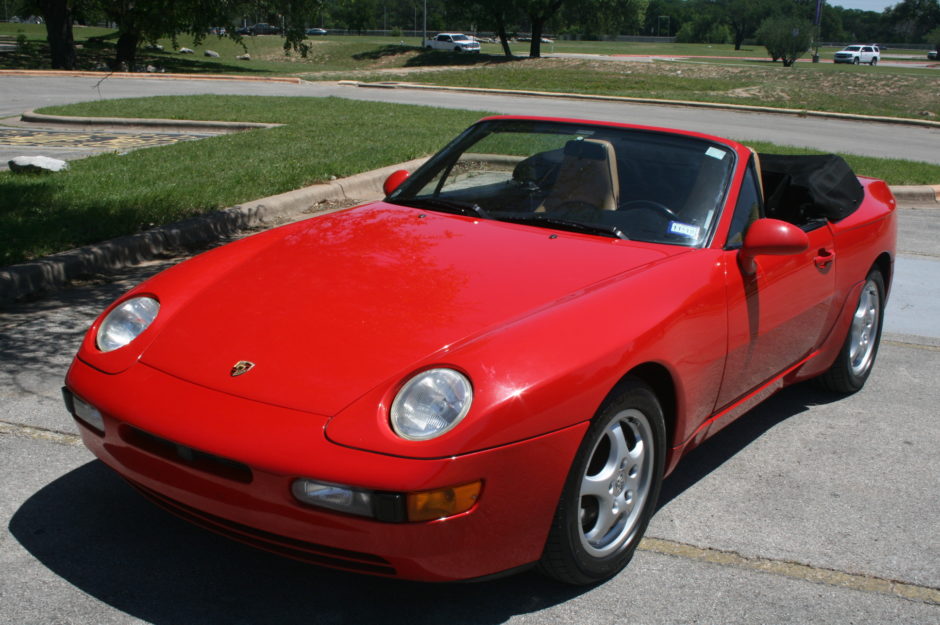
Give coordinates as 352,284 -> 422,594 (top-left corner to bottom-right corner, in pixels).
725,160 -> 763,249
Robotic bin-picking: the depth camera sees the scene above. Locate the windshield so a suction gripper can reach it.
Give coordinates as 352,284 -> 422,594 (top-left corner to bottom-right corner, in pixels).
844,46 -> 861,51
451,34 -> 470,41
388,119 -> 736,246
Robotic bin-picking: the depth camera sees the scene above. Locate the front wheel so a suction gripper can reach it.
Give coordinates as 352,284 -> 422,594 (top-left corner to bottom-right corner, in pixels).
539,379 -> 665,585
853,57 -> 860,65
816,269 -> 885,393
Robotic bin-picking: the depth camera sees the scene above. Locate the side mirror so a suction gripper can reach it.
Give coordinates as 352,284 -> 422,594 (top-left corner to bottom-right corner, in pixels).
383,170 -> 409,196
739,218 -> 809,276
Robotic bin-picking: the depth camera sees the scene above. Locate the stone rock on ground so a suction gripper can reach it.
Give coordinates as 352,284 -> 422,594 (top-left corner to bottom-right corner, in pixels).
204,50 -> 220,58
8,156 -> 69,173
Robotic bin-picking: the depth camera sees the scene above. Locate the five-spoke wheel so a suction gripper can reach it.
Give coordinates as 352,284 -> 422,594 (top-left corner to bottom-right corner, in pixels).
540,378 -> 665,585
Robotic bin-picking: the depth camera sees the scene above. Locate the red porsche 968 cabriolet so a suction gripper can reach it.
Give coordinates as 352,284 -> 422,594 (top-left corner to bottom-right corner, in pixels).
64,116 -> 896,584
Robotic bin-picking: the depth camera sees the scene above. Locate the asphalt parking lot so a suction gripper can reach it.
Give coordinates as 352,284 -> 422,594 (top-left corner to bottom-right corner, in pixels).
1,200 -> 938,624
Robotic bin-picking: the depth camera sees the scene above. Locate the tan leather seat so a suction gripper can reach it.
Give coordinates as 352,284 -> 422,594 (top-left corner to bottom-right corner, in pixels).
538,139 -> 620,213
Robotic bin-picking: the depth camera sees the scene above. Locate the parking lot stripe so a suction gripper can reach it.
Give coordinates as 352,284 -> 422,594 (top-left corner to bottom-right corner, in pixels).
640,537 -> 940,605
884,339 -> 940,352
0,421 -> 82,446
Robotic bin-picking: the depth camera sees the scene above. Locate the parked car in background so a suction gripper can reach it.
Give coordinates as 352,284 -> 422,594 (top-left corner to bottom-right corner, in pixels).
834,44 -> 880,65
306,27 -> 327,36
423,33 -> 481,52
928,50 -> 938,60
238,23 -> 279,35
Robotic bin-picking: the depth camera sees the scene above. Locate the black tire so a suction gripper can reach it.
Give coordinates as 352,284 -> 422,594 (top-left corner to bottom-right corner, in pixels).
539,378 -> 666,585
853,57 -> 860,65
816,268 -> 885,393
870,58 -> 877,66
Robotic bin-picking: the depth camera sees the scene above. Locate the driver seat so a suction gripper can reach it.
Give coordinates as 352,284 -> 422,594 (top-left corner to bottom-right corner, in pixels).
537,139 -> 620,213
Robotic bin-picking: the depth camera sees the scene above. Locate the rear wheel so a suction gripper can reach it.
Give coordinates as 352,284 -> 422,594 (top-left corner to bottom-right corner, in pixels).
870,57 -> 878,66
539,379 -> 665,585
816,269 -> 885,393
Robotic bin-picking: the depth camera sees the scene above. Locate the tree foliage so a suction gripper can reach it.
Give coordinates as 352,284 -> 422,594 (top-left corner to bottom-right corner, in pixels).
756,15 -> 813,66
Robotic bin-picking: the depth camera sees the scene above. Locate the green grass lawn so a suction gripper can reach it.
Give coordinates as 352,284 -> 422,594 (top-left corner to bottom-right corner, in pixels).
367,56 -> 940,121
3,95 -> 938,267
0,97 -> 487,265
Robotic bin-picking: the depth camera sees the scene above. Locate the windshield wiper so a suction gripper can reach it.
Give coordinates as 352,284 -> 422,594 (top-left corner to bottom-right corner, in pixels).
393,197 -> 490,219
497,215 -> 629,240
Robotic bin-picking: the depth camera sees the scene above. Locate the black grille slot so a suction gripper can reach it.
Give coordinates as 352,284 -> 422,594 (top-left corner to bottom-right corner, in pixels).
127,480 -> 397,576
121,425 -> 253,484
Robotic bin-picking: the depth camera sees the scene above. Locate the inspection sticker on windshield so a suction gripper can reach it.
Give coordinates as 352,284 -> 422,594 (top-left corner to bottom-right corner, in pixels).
705,147 -> 726,160
669,221 -> 700,239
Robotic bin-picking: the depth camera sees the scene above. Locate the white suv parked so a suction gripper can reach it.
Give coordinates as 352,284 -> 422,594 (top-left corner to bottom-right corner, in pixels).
834,44 -> 880,65
423,33 -> 481,53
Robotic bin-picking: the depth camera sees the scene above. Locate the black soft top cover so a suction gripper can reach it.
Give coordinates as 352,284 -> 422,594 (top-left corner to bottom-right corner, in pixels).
759,153 -> 864,223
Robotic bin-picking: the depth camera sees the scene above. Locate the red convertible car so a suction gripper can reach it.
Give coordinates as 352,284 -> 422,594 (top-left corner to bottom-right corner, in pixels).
63,116 -> 896,584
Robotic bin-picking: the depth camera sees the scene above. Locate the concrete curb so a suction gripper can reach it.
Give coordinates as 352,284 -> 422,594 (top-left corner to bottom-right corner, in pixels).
891,184 -> 940,204
0,69 -> 302,84
0,157 -> 427,305
341,80 -> 940,130
21,110 -> 280,132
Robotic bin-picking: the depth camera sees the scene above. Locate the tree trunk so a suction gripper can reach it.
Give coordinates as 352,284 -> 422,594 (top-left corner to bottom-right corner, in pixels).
734,31 -> 744,50
529,19 -> 543,58
495,14 -> 513,57
115,31 -> 140,70
38,0 -> 76,70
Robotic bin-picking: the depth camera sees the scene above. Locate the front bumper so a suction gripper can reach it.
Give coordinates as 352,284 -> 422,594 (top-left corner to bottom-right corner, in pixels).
64,359 -> 586,581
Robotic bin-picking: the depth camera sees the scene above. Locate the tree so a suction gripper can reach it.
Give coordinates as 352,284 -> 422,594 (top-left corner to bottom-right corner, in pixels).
519,0 -> 565,57
30,0 -> 322,70
927,25 -> 940,52
336,0 -> 378,33
756,15 -> 813,67
719,0 -> 775,50
884,0 -> 940,43
36,0 -> 76,69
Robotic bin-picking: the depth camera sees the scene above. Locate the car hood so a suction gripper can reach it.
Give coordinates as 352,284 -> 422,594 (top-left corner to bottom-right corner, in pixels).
139,203 -> 679,415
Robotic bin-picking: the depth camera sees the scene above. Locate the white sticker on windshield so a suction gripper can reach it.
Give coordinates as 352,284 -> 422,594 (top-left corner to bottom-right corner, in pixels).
705,147 -> 726,160
669,221 -> 700,239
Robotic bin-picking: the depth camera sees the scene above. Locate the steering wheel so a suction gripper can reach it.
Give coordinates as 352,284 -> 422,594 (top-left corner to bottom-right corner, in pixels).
618,199 -> 678,221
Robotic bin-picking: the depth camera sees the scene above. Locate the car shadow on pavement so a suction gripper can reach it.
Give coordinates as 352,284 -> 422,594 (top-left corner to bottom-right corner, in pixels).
8,382 -> 843,623
657,382 -> 844,509
9,460 -> 585,624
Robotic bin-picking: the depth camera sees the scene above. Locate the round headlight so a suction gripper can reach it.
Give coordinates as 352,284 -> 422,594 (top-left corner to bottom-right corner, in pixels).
390,368 -> 473,441
96,296 -> 159,352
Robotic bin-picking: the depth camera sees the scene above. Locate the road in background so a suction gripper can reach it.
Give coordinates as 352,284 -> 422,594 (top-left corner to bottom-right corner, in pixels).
1,75 -> 938,165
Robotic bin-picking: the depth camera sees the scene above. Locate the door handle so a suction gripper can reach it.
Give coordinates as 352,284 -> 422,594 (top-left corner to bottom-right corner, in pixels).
814,248 -> 835,269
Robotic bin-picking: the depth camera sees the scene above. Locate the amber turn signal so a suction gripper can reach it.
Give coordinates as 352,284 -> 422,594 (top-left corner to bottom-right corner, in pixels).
406,481 -> 482,522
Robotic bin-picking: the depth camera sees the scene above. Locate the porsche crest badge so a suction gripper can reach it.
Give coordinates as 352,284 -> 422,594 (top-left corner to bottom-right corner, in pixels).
230,361 -> 255,377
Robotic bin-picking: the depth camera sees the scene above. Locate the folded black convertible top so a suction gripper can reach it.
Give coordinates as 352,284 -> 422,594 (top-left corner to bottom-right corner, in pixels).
759,153 -> 864,223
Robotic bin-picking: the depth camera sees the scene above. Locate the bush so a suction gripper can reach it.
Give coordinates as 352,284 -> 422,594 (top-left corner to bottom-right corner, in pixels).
16,33 -> 31,53
675,17 -> 732,44
756,16 -> 813,67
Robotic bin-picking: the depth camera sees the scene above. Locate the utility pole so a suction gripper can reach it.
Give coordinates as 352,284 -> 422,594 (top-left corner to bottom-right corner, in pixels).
813,0 -> 823,62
